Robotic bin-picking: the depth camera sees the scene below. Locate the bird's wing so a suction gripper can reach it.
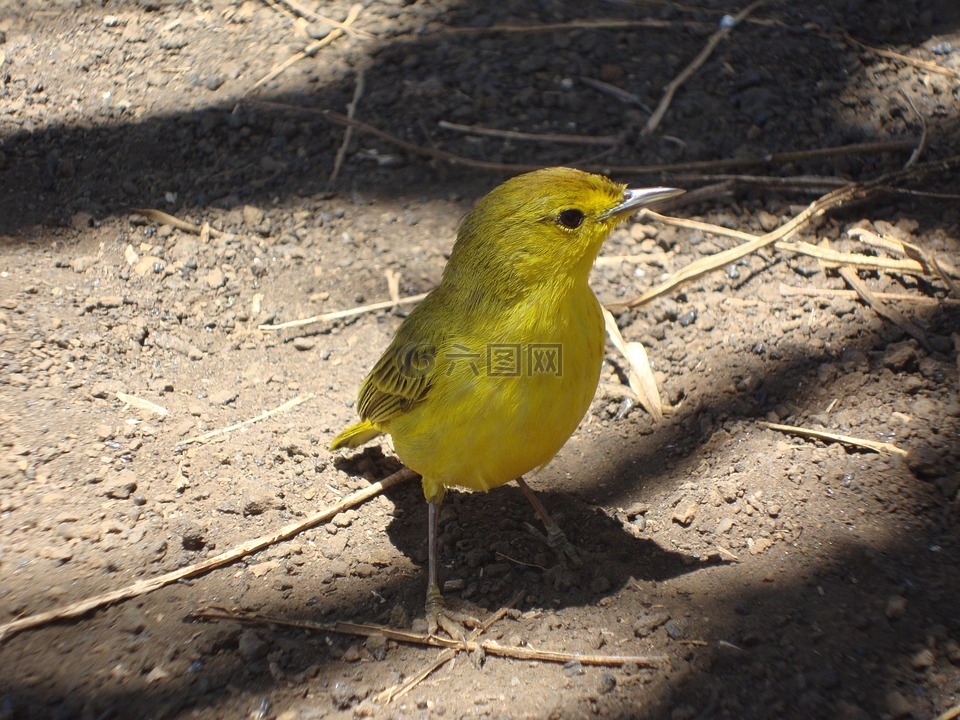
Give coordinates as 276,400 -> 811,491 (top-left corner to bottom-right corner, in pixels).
356,321 -> 442,426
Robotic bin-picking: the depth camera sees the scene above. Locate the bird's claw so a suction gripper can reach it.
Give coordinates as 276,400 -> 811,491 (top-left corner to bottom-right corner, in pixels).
425,588 -> 480,640
546,526 -> 583,568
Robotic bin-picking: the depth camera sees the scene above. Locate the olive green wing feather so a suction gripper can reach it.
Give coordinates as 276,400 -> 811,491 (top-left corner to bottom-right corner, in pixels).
329,330 -> 440,451
356,321 -> 443,426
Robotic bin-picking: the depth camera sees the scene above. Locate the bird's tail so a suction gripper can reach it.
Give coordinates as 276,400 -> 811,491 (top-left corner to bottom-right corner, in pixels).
329,419 -> 383,450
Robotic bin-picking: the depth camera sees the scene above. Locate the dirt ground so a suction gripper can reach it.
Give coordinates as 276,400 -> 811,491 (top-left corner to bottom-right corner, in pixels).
1,1 -> 959,718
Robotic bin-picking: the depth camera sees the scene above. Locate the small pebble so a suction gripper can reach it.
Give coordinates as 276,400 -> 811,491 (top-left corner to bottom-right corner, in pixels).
885,595 -> 907,620
598,673 -> 616,694
238,629 -> 268,661
633,610 -> 670,638
664,620 -> 684,640
885,690 -> 914,719
330,682 -> 358,710
204,74 -> 225,91
672,503 -> 697,526
177,520 -> 206,550
910,648 -> 934,670
677,309 -> 697,327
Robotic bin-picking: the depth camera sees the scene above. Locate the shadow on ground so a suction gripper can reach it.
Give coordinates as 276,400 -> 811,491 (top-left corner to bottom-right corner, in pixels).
0,0 -> 958,718
1,0 -> 958,238
3,304 -> 956,717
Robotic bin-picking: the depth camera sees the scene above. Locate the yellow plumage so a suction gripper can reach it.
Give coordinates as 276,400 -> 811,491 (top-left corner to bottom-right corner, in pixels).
330,167 -> 682,633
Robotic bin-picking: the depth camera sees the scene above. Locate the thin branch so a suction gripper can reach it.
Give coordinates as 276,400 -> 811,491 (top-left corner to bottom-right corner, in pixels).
116,391 -> 168,416
612,154 -> 960,309
645,210 -> 758,242
644,0 -> 766,135
179,393 -> 314,446
430,18 -> 711,36
849,227 -> 959,286
245,4 -> 362,96
667,173 -> 849,190
269,0 -> 373,38
438,120 -> 621,146
130,208 -> 226,237
247,100 -> 537,172
191,605 -> 667,672
0,467 -> 419,643
602,309 -> 663,420
836,260 -> 932,351
258,292 -> 429,331
932,255 -> 960,299
242,100 -> 917,176
382,593 -> 524,702
935,701 -> 960,720
612,139 -> 917,174
775,240 -> 927,275
580,77 -> 652,111
761,422 -> 908,457
613,182 -> 857,309
330,69 -> 366,182
899,89 -> 928,169
779,283 -> 959,306
844,33 -> 960,80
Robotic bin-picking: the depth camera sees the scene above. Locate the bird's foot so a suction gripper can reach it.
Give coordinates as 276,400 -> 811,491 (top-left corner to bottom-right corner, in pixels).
545,525 -> 583,568
425,587 -> 480,640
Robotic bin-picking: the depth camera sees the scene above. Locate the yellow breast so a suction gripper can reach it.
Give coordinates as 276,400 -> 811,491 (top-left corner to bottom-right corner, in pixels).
384,286 -> 604,500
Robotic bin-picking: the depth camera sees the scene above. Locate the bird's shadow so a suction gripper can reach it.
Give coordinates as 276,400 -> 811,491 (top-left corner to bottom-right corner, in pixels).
336,447 -> 710,617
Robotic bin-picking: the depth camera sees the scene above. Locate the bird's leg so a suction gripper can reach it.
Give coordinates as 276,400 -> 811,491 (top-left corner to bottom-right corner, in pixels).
425,495 -> 443,618
424,494 -> 479,639
516,477 -> 582,567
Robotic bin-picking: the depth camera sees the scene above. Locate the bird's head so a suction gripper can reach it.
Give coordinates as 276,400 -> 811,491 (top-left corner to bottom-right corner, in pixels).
449,167 -> 682,291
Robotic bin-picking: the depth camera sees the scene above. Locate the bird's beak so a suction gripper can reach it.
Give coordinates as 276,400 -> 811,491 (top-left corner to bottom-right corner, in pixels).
599,187 -> 685,220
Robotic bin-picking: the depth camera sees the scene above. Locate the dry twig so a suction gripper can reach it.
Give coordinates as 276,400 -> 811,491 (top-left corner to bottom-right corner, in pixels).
849,228 -> 960,292
779,283 -> 960,306
613,155 -> 960,309
602,309 -> 663,420
637,212 -> 944,279
380,594 -> 523,702
0,468 -> 418,642
932,255 -> 960,299
258,292 -> 429,331
612,140 -> 917,175
190,603 -> 666,688
844,33 -> 960,80
116,391 -> 168,417
761,422 -> 908,457
580,76 -> 652,110
644,0 -> 766,135
819,237 -> 932,350
438,120 -> 621,146
242,100 -> 916,176
898,89 -> 928,169
246,4 -> 362,96
835,260 -> 932,351
385,269 -> 402,305
775,240 -> 927,275
269,0 -> 372,38
669,173 -> 848,191
432,18 -> 710,36
180,393 -> 314,446
131,208 -> 227,237
330,69 -> 366,182
934,701 -> 960,720
612,183 -> 854,309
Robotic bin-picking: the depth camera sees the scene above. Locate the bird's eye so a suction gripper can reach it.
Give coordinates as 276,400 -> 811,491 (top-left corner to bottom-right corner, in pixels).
556,209 -> 585,229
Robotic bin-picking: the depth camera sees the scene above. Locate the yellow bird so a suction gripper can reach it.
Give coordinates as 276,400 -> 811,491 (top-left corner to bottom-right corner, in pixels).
331,167 -> 682,634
